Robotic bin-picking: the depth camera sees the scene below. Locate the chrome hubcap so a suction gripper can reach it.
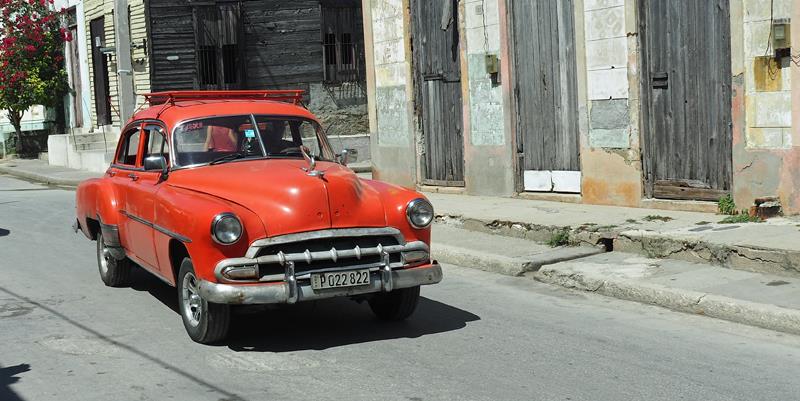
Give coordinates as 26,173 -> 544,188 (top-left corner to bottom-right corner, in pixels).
181,272 -> 202,327
99,238 -> 111,275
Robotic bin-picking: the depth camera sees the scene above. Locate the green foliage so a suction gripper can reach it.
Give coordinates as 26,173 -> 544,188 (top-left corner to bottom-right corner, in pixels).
643,215 -> 673,222
719,210 -> 762,224
718,194 -> 736,215
547,229 -> 570,247
0,0 -> 70,150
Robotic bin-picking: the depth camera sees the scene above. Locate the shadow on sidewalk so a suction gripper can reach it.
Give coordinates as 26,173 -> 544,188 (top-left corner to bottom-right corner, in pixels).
0,363 -> 30,401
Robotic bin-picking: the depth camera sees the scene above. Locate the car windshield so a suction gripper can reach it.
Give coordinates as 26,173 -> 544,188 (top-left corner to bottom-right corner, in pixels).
173,115 -> 335,167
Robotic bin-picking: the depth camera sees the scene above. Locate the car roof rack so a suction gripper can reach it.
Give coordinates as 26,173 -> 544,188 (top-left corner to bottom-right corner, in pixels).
142,90 -> 306,106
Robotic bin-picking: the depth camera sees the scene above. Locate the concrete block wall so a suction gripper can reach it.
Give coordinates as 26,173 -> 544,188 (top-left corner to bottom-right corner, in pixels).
578,0 -> 643,207
732,0 -> 800,213
463,0 -> 514,195
364,0 -> 417,187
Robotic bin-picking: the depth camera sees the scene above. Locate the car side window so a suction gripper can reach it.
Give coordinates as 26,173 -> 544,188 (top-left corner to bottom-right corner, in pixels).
144,126 -> 170,166
116,127 -> 141,166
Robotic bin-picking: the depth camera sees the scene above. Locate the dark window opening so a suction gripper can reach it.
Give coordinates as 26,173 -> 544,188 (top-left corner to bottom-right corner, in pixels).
321,6 -> 364,85
222,44 -> 238,84
198,46 -> 217,85
340,33 -> 353,65
324,33 -> 337,66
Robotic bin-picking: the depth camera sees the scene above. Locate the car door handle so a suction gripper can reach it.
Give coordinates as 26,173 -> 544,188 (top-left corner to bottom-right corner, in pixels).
107,170 -> 116,177
128,173 -> 139,181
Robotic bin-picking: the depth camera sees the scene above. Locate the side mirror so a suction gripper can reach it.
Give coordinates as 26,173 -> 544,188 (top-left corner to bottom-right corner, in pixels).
144,155 -> 167,171
339,148 -> 359,166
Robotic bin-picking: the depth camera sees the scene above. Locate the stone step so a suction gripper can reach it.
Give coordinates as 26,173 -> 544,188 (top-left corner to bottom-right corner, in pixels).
71,132 -> 118,145
75,141 -> 116,152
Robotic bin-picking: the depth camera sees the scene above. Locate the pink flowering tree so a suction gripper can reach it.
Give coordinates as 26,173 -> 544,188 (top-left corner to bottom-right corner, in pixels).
0,0 -> 71,153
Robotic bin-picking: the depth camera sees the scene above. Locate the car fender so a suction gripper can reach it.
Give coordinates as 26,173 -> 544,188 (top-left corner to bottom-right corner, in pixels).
361,179 -> 432,245
153,184 -> 267,283
75,176 -> 123,239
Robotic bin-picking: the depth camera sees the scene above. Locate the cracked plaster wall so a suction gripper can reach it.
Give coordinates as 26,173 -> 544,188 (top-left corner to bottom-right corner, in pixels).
732,0 -> 800,213
366,0 -> 417,187
580,0 -> 642,207
463,0 -> 514,195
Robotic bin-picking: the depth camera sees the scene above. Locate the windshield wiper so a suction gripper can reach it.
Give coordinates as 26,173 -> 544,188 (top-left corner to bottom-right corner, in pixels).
209,151 -> 250,165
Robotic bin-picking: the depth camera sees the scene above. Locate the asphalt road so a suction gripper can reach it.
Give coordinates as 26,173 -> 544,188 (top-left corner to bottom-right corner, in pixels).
1,174 -> 800,401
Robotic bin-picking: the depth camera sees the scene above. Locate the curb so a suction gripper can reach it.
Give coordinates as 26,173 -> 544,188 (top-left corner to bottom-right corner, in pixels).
434,242 -> 605,277
438,214 -> 800,277
534,266 -> 800,336
0,164 -> 86,187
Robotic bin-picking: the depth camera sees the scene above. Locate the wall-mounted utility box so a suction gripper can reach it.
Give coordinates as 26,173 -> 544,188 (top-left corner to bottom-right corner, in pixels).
772,18 -> 791,58
485,54 -> 499,75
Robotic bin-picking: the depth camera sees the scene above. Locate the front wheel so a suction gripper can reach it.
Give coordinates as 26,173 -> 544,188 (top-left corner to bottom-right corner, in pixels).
96,232 -> 132,287
369,286 -> 421,321
178,257 -> 230,344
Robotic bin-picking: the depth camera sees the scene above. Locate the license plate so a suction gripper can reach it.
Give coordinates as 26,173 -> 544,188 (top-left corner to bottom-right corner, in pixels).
311,269 -> 371,290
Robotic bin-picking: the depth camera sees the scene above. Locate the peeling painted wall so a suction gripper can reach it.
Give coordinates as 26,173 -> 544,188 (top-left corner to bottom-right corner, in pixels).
578,0 -> 642,207
462,0 -> 514,195
365,0 -> 417,187
363,0 -> 800,213
733,0 -> 799,213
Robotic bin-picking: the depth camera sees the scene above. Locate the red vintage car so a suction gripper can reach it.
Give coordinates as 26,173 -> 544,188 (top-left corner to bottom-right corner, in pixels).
74,91 -> 442,344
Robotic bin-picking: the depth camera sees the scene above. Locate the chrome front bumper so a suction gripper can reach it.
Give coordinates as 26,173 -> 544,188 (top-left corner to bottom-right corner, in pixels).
198,263 -> 443,305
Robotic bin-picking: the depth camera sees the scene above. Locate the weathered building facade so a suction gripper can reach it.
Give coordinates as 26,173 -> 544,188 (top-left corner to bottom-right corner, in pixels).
50,0 -> 371,172
364,0 -> 800,213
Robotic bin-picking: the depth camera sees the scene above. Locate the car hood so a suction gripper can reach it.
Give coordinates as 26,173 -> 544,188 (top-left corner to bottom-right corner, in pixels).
167,159 -> 387,237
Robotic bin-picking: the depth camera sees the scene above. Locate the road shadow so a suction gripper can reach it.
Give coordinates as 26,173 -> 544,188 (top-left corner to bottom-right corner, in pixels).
129,268 -> 180,314
125,268 -> 480,352
225,296 -> 480,352
0,228 -> 9,237
0,363 -> 30,401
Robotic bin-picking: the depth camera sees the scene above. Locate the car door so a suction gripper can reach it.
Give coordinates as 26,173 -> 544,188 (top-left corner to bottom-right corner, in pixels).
124,124 -> 169,270
110,124 -> 144,253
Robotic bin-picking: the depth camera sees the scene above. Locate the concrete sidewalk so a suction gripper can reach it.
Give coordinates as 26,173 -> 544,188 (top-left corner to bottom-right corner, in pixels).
428,193 -> 800,277
534,252 -> 800,336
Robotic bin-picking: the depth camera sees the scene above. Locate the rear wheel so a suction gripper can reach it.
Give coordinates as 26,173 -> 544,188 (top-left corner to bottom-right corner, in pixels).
178,257 -> 230,344
96,232 -> 132,287
369,286 -> 421,321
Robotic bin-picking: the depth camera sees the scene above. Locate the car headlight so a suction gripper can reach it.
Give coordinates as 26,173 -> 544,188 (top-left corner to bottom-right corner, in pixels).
406,198 -> 434,229
211,213 -> 243,245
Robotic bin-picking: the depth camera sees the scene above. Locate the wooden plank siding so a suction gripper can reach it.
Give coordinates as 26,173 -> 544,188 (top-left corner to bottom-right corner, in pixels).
149,2 -> 196,91
84,0 -> 150,129
148,0 -> 362,92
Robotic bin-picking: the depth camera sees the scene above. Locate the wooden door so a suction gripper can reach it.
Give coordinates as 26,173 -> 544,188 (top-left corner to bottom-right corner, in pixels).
411,0 -> 465,187
639,0 -> 732,201
90,17 -> 112,126
510,0 -> 580,192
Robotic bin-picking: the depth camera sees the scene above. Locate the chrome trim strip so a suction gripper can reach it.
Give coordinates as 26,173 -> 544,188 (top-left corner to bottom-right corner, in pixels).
119,210 -> 192,243
198,263 -> 443,305
245,227 -> 405,258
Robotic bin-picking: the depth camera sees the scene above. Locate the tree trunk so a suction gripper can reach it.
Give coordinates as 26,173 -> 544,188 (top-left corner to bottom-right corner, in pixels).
7,109 -> 24,155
